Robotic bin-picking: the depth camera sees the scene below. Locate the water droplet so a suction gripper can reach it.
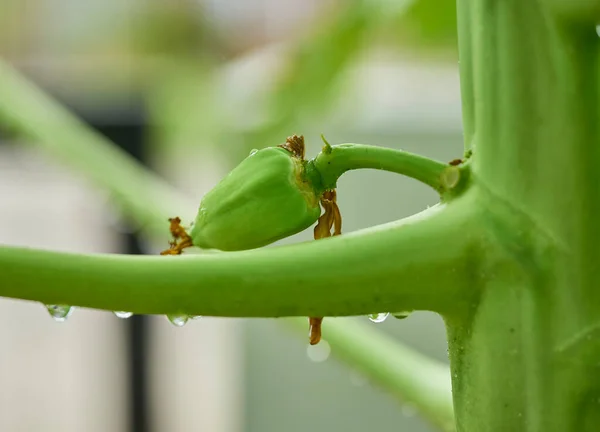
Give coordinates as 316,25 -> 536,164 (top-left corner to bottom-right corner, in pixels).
368,312 -> 389,323
596,25 -> 600,38
167,314 -> 189,327
306,340 -> 331,363
392,311 -> 412,320
402,403 -> 417,417
46,304 -> 73,322
190,316 -> 202,320
114,311 -> 133,319
249,149 -> 259,156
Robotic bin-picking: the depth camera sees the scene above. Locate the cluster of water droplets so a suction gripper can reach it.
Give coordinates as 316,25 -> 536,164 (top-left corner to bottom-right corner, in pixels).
44,304 -> 201,326
306,312 -> 415,363
367,311 -> 413,323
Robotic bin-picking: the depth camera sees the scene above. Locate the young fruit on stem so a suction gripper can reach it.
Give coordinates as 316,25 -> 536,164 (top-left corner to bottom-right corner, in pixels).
165,135 -> 322,253
191,135 -> 321,251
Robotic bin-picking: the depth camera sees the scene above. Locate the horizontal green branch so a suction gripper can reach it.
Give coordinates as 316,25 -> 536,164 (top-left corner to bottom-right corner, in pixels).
285,317 -> 455,432
0,196 -> 481,317
311,143 -> 450,193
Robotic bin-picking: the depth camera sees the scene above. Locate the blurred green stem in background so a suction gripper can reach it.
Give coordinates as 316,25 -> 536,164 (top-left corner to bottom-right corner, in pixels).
285,317 -> 454,431
0,60 -> 194,237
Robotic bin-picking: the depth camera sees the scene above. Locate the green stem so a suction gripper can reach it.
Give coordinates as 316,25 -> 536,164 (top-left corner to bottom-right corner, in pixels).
311,143 -> 450,193
543,0 -> 600,21
285,317 -> 456,432
0,194 -> 482,317
452,1 -> 600,431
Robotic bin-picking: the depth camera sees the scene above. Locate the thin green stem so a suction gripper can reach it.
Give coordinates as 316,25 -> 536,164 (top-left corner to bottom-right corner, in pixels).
285,317 -> 455,432
0,195 -> 482,317
310,143 -> 450,193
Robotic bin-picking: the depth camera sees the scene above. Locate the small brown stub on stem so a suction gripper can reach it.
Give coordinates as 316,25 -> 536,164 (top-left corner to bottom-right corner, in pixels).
309,317 -> 324,345
449,158 -> 462,166
278,134 -> 305,160
308,189 -> 342,345
160,217 -> 194,255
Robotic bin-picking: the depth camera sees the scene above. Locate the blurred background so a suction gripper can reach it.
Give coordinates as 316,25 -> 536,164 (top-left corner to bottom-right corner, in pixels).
0,0 -> 463,431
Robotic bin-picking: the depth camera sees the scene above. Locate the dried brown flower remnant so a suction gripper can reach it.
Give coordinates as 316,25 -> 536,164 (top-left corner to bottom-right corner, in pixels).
309,317 -> 324,345
278,134 -> 306,160
160,217 -> 193,255
309,189 -> 342,345
314,190 -> 342,239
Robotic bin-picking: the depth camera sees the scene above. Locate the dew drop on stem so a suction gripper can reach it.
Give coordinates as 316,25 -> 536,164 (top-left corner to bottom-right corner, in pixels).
113,311 -> 133,319
46,304 -> 73,322
167,314 -> 189,327
368,312 -> 390,323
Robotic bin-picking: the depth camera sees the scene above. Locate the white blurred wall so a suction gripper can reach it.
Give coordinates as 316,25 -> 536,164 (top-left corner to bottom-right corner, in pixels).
0,145 -> 128,432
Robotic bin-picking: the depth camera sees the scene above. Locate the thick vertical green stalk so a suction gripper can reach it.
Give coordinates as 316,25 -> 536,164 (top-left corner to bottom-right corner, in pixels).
452,1 -> 600,431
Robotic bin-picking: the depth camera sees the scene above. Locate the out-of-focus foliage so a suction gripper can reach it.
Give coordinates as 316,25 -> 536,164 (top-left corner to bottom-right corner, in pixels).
125,3 -> 227,60
0,0 -> 33,56
0,0 -> 459,165
394,0 -> 458,48
139,0 -> 459,164
226,0 -> 377,161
